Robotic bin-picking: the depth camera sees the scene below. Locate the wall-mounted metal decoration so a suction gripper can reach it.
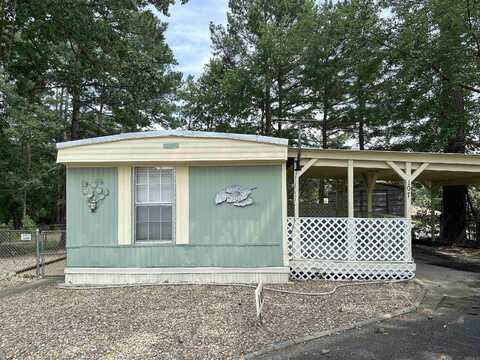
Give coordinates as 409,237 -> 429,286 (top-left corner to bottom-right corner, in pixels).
215,185 -> 256,207
81,179 -> 109,212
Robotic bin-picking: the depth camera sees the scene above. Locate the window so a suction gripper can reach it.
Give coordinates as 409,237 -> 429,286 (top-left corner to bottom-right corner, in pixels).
134,167 -> 175,242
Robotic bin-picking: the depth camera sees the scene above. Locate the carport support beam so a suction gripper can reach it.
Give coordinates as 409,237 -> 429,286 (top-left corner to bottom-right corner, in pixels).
386,161 -> 431,219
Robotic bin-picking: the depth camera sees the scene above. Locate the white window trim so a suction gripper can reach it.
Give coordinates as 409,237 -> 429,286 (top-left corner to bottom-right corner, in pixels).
133,167 -> 176,244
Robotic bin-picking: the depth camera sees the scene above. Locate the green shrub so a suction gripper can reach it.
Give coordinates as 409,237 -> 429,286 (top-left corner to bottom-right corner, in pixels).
22,215 -> 37,229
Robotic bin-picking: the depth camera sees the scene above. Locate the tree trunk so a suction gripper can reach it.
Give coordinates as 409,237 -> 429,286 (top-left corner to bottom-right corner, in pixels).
358,96 -> 366,150
56,166 -> 66,225
265,88 -> 272,135
70,88 -> 81,140
440,85 -> 467,244
277,76 -> 283,132
21,134 -> 32,225
322,87 -> 328,149
358,118 -> 365,150
322,111 -> 328,149
441,185 -> 467,244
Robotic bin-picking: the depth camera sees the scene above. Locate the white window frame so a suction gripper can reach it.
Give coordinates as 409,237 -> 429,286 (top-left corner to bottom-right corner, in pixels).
133,167 -> 176,244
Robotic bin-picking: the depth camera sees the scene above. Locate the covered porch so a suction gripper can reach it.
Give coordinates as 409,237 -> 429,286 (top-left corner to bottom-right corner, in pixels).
288,148 -> 480,281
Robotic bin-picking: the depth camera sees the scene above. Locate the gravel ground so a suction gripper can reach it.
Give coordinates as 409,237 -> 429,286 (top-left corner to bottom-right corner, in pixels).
0,254 -> 64,274
0,280 -> 420,360
0,273 -> 35,290
0,258 -> 64,290
21,259 -> 65,278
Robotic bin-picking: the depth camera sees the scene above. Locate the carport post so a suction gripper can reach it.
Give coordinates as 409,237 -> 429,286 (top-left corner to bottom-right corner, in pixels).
293,158 -> 318,218
294,171 -> 299,218
387,161 -> 429,262
347,160 -> 356,260
348,160 -> 354,218
404,162 -> 412,261
293,158 -> 318,258
404,162 -> 412,220
365,172 -> 378,217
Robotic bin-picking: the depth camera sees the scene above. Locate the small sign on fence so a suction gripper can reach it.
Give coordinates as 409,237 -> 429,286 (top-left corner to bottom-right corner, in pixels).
20,233 -> 32,241
255,281 -> 264,322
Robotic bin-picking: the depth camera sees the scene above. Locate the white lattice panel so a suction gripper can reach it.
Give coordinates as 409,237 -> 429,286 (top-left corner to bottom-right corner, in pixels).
287,217 -> 415,281
354,218 -> 409,261
289,260 -> 415,281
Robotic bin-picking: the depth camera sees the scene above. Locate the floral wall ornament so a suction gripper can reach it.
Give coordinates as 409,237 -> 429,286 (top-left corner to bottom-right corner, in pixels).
81,179 -> 109,212
215,185 -> 256,207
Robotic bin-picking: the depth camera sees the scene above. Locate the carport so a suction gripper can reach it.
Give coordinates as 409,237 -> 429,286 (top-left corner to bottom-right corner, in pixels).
288,148 -> 480,280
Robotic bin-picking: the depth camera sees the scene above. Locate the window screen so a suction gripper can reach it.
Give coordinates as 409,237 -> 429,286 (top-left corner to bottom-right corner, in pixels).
134,168 -> 174,242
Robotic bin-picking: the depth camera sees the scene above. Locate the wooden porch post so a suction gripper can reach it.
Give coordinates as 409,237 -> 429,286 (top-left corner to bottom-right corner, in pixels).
294,171 -> 300,218
294,158 -> 318,218
404,162 -> 412,220
404,162 -> 412,261
347,160 -> 355,260
365,172 -> 378,217
348,160 -> 354,218
430,183 -> 439,243
386,161 -> 429,261
292,158 -> 317,260
423,180 -> 438,244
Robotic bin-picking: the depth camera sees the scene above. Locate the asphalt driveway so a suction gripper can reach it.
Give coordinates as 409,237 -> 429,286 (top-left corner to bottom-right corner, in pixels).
254,249 -> 480,360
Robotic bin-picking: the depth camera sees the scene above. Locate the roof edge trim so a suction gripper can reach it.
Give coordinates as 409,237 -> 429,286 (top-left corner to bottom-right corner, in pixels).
56,130 -> 289,149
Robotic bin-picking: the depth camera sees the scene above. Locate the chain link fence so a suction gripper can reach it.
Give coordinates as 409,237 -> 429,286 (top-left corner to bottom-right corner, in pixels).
0,228 -> 66,277
0,229 -> 38,275
37,229 -> 66,276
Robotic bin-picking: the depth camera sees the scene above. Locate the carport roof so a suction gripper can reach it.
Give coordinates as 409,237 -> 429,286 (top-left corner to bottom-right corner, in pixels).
288,147 -> 480,186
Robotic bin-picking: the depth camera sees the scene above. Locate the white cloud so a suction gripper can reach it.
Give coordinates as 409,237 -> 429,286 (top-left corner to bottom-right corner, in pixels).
177,53 -> 213,76
153,0 -> 228,78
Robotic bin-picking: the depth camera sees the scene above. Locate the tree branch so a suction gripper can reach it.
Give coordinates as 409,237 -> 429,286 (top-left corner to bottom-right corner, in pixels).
431,64 -> 480,93
466,0 -> 480,59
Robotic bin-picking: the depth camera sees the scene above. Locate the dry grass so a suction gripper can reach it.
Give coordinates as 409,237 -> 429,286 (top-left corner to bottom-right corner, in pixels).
0,280 -> 420,360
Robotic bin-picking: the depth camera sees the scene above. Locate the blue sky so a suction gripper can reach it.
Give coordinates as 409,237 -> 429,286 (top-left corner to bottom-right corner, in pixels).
155,0 -> 228,79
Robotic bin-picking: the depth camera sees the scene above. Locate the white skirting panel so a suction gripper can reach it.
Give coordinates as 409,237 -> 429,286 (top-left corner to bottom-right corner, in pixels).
64,267 -> 290,285
290,260 -> 416,281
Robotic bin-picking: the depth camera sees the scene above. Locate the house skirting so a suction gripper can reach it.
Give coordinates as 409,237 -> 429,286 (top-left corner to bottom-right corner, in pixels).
289,260 -> 416,281
64,266 -> 290,285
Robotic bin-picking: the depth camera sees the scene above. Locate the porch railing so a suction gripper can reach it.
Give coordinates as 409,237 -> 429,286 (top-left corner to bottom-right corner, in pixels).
287,217 -> 415,281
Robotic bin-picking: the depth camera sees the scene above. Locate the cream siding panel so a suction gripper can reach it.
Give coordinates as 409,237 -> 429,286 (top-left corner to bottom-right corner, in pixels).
118,166 -> 132,245
175,166 -> 189,244
64,267 -> 290,284
58,137 -> 288,163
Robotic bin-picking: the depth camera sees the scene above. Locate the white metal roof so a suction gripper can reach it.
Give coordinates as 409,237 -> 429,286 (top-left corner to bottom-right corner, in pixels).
288,147 -> 480,185
56,130 -> 289,149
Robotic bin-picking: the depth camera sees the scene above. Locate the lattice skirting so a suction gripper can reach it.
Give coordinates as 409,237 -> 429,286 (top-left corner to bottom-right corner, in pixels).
289,260 -> 416,281
287,217 -> 411,262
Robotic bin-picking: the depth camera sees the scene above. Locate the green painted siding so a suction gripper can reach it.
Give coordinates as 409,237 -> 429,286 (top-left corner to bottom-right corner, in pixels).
66,168 -> 118,250
67,244 -> 282,267
67,165 -> 285,268
189,166 -> 283,246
